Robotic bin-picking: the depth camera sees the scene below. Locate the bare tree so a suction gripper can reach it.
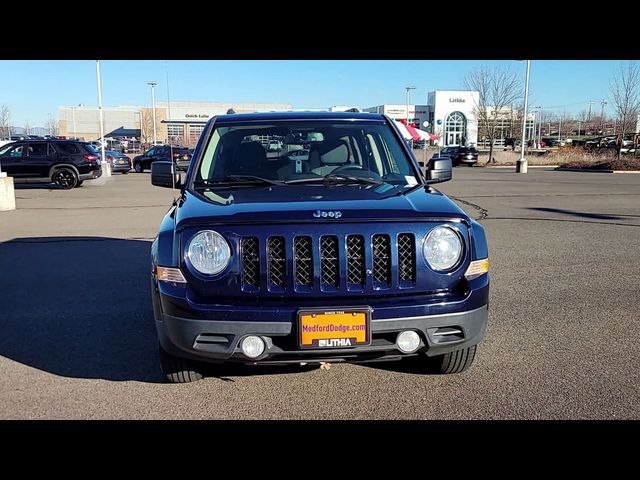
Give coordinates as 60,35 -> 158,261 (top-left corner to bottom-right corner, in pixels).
610,61 -> 640,157
23,121 -> 31,136
464,65 -> 522,163
45,116 -> 59,136
0,104 -> 10,139
140,110 -> 154,147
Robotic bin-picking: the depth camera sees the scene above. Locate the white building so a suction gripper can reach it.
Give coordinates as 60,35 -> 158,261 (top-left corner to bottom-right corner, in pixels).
364,91 -> 480,146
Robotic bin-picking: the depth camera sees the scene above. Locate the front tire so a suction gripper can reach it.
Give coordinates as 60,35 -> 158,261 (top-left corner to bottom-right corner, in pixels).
75,180 -> 84,187
429,345 -> 477,374
52,168 -> 78,190
159,344 -> 204,383
134,163 -> 143,173
121,170 -> 129,174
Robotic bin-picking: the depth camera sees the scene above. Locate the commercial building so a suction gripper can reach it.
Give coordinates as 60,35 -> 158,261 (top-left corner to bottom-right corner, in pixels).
58,101 -> 292,147
365,90 -> 537,148
365,90 -> 479,146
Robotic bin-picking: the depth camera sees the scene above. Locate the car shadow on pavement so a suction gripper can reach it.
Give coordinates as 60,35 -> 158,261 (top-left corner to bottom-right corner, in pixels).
13,183 -> 59,190
528,207 -> 628,221
0,236 -> 318,383
356,356 -> 442,375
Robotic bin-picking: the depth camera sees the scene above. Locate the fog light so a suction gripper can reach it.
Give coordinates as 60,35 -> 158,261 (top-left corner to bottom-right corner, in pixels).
396,330 -> 421,353
241,336 -> 265,359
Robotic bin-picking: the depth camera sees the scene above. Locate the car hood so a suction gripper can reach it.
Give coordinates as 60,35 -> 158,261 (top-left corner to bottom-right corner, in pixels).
174,184 -> 468,230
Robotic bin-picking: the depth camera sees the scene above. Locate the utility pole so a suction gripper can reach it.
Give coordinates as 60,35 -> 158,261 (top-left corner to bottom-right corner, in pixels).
148,81 -> 158,145
405,86 -> 416,126
587,100 -> 594,122
96,60 -> 109,177
600,99 -> 607,135
516,60 -> 531,173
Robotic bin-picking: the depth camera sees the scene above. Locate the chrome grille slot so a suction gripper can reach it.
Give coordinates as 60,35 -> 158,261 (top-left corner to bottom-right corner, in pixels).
267,236 -> 286,287
294,236 -> 313,287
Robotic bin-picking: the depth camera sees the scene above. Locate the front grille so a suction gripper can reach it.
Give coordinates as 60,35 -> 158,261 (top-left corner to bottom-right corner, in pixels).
320,236 -> 339,287
240,231 -> 417,292
241,237 -> 260,287
267,237 -> 286,287
398,233 -> 416,283
346,235 -> 365,286
294,236 -> 313,287
372,234 -> 391,285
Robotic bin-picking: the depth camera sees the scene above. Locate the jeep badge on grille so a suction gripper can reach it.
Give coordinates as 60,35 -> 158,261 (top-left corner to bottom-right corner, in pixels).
313,210 -> 342,219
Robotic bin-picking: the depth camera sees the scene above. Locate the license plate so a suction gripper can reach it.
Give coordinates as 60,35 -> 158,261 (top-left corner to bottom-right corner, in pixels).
298,307 -> 371,349
118,160 -> 126,164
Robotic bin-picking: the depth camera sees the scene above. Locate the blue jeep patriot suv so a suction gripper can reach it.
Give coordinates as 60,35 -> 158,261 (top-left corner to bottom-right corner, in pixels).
150,111 -> 489,382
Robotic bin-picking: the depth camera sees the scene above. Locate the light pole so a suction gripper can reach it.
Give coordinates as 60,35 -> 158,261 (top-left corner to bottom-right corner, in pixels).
405,86 -> 416,126
577,121 -> 581,139
535,106 -> 543,147
516,60 -> 531,173
71,106 -> 77,139
96,60 -> 108,176
600,99 -> 607,135
148,81 -> 158,145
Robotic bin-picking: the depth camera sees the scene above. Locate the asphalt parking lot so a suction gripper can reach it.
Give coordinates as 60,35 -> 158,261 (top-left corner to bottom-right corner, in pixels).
1,167 -> 639,419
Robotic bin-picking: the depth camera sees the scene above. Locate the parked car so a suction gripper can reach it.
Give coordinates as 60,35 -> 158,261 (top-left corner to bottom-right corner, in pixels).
0,139 -> 102,189
149,111 -> 490,382
440,146 -> 478,167
103,149 -> 131,173
133,145 -> 191,173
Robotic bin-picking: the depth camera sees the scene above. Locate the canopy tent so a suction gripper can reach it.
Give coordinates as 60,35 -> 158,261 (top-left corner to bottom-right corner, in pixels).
104,127 -> 141,138
394,120 -> 437,143
393,120 -> 413,140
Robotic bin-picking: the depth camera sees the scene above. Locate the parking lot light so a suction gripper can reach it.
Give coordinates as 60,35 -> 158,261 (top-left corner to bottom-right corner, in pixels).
516,60 -> 531,174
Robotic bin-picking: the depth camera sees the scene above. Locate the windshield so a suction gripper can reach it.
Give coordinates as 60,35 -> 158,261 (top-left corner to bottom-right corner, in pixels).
195,120 -> 419,186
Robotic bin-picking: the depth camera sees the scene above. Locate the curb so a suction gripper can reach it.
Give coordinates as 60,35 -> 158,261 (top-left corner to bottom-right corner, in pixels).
554,168 -> 640,174
484,165 -> 559,169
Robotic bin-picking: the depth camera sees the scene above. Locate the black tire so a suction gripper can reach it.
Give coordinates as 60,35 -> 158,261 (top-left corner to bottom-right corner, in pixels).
134,163 -> 143,173
468,163 -> 474,167
121,170 -> 129,174
75,180 -> 84,187
52,168 -> 78,190
430,345 -> 477,374
159,344 -> 204,383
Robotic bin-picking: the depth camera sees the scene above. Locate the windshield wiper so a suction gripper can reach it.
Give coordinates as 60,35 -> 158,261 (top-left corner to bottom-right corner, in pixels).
286,173 -> 383,186
194,175 -> 285,186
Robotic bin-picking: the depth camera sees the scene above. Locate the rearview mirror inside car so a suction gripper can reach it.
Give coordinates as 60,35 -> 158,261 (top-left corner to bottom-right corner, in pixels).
151,161 -> 181,189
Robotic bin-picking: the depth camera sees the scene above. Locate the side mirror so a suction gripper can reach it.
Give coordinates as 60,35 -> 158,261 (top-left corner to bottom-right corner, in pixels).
425,156 -> 452,184
151,161 -> 181,189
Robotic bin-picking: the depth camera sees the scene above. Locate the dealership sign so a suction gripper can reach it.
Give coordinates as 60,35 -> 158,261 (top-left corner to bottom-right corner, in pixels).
184,114 -> 210,119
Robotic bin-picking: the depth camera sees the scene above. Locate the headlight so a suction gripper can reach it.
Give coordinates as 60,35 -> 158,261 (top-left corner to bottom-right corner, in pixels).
423,226 -> 463,271
186,230 -> 231,275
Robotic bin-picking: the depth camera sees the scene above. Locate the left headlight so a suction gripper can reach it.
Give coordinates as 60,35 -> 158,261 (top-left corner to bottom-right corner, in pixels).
423,226 -> 463,271
186,230 -> 231,275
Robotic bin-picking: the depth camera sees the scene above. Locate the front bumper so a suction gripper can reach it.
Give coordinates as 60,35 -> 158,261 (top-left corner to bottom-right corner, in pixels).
153,283 -> 488,364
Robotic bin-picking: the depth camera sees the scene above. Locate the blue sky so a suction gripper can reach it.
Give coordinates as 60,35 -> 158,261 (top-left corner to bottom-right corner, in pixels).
0,60 -> 626,126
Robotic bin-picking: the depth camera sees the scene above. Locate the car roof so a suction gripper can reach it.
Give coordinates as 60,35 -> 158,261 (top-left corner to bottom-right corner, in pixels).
215,111 -> 385,124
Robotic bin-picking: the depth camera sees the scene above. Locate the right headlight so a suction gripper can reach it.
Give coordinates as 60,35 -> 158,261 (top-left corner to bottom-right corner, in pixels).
423,226 -> 463,271
186,230 -> 231,276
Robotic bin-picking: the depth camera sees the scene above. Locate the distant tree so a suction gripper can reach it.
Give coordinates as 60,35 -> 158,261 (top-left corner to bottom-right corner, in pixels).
0,104 -> 10,138
464,65 -> 522,164
610,61 -> 640,158
45,116 -> 59,136
140,110 -> 154,146
23,121 -> 31,136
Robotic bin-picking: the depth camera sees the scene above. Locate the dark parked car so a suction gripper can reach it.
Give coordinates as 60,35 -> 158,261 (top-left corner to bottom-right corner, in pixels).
149,111 -> 490,383
133,145 -> 192,173
0,139 -> 102,189
440,146 -> 478,166
103,149 -> 131,173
